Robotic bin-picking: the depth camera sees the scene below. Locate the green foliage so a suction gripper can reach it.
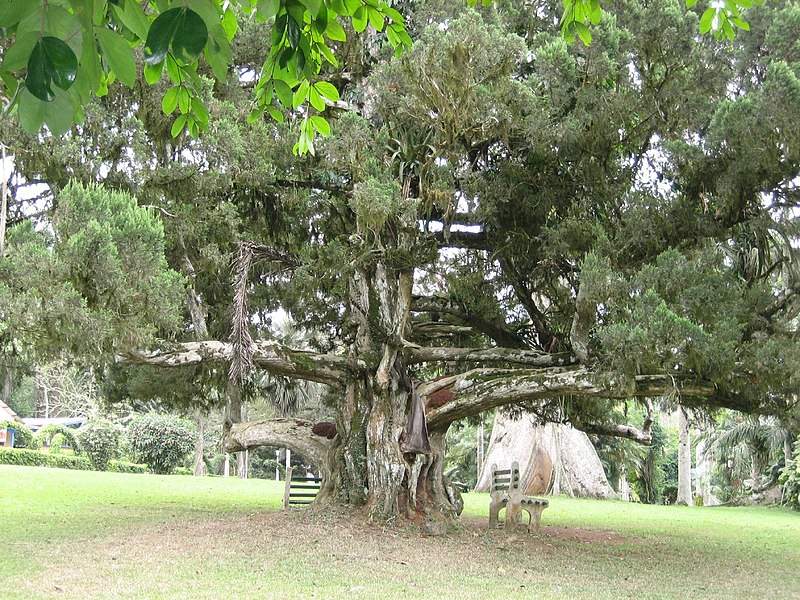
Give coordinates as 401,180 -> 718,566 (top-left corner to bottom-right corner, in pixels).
6,377 -> 36,418
444,420 -> 482,490
34,424 -> 81,454
128,413 -> 197,474
629,417 -> 672,504
48,433 -> 66,454
0,447 -> 147,473
0,182 -> 185,361
0,420 -> 39,449
598,247 -> 748,380
76,419 -> 121,471
0,447 -> 91,469
0,0 -> 753,150
779,440 -> 800,510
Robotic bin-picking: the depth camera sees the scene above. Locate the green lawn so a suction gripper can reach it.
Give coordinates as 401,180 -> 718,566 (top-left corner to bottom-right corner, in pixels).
1,465 -> 798,599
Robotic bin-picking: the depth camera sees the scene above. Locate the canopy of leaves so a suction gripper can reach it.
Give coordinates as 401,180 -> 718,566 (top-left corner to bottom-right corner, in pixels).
1,0 -> 798,431
0,0 -> 760,149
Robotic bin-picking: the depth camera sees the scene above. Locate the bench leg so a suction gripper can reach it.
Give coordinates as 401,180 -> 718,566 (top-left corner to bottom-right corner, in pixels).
530,506 -> 544,533
489,503 -> 502,527
505,503 -> 523,531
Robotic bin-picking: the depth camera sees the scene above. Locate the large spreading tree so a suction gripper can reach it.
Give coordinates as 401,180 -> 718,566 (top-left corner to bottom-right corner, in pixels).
1,0 -> 799,524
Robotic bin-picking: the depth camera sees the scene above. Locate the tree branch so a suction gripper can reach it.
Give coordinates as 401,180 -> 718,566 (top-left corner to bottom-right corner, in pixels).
119,340 -> 358,386
224,418 -> 334,477
420,367 -> 718,430
407,346 -> 576,368
411,294 -> 528,348
429,230 -> 489,250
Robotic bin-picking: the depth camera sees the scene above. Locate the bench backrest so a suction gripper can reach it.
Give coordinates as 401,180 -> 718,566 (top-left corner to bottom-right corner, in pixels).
283,466 -> 322,509
490,461 -> 523,502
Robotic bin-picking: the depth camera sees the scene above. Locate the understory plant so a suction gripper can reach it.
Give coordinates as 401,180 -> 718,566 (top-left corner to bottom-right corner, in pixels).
128,413 -> 196,474
77,418 -> 121,471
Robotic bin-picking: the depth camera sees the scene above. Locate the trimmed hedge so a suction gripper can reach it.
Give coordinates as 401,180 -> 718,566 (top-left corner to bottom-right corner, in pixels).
77,419 -> 121,470
0,448 -> 147,473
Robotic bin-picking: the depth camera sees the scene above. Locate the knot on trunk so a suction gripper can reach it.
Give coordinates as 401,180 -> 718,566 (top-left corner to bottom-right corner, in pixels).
312,421 -> 337,439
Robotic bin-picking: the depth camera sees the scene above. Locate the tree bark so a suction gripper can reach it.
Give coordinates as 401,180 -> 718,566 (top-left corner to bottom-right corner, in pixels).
121,340 -> 354,386
677,406 -> 693,506
0,144 -> 8,256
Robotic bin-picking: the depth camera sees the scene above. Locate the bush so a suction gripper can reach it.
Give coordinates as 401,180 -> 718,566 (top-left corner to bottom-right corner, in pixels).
0,420 -> 39,449
107,460 -> 148,474
0,448 -> 92,470
780,440 -> 800,511
49,433 -> 65,454
77,419 -> 121,471
0,447 -> 148,473
34,424 -> 81,453
128,413 -> 196,474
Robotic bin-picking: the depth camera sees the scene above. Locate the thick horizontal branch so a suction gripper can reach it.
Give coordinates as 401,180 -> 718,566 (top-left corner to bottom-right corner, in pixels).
632,375 -> 717,399
224,418 -> 334,476
274,178 -> 352,194
420,367 -> 718,430
411,322 -> 474,338
407,346 -> 576,369
119,340 -> 358,386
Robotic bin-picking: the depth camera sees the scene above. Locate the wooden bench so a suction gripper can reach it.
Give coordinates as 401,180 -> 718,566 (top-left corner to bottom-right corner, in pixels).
283,467 -> 322,510
489,461 -> 549,532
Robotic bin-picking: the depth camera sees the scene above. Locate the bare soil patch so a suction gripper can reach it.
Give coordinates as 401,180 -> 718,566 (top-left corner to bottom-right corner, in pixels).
27,508 -> 635,598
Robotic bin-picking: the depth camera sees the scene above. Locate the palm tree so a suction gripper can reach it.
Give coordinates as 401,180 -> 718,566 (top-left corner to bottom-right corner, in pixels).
702,412 -> 793,496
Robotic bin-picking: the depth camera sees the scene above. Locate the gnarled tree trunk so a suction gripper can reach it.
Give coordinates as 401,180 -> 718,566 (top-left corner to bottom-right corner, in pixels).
125,339 -> 722,522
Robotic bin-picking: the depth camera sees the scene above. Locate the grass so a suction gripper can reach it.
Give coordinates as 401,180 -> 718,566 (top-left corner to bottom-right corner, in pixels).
1,465 -> 798,599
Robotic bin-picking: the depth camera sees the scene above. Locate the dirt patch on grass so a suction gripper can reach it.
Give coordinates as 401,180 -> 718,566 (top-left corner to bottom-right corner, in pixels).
24,509 -> 635,598
459,516 -> 628,543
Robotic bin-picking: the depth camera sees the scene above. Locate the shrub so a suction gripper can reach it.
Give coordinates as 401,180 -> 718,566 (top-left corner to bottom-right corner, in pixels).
34,424 -> 81,453
49,433 -> 65,454
0,448 -> 92,469
107,460 -> 148,474
0,420 -> 39,449
77,419 -> 121,471
128,413 -> 196,474
0,447 -> 147,473
780,440 -> 800,511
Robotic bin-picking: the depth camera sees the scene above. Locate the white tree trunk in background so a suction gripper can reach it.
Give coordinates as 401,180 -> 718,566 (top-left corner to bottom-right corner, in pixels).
618,471 -> 631,502
476,420 -> 485,488
695,436 -> 720,506
677,406 -> 693,506
223,453 -> 230,477
193,415 -> 206,476
475,412 -> 615,498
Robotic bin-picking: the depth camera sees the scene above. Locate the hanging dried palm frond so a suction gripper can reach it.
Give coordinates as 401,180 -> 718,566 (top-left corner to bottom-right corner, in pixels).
228,241 -> 302,384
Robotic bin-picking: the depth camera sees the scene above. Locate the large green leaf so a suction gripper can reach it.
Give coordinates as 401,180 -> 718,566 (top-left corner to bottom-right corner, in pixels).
0,30 -> 39,72
145,7 -> 208,65
26,37 -> 79,102
0,0 -> 38,27
17,87 -> 74,136
112,0 -> 150,40
96,27 -> 136,87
